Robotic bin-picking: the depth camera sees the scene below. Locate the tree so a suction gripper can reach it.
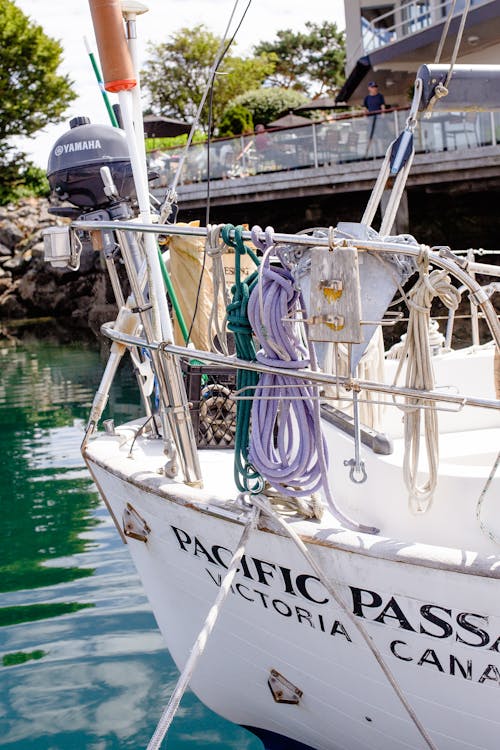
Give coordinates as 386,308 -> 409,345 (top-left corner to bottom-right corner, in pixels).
254,21 -> 346,97
141,25 -> 274,132
218,104 -> 253,137
0,0 -> 76,202
226,88 -> 309,128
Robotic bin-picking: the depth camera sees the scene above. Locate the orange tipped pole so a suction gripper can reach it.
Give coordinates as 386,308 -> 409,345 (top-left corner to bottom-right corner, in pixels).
88,0 -> 136,92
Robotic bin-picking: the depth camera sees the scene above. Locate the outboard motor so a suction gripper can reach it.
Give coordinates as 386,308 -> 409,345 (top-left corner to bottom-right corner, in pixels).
47,116 -> 136,209
44,116 -> 138,270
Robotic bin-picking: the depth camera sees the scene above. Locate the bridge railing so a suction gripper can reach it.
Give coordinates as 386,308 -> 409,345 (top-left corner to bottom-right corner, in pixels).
148,108 -> 499,188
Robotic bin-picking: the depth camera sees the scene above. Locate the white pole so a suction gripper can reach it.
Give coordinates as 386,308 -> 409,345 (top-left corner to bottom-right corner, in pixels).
121,2 -> 149,185
118,89 -> 172,342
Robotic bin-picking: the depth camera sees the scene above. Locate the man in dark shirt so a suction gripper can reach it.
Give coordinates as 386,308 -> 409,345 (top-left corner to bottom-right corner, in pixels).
363,81 -> 386,113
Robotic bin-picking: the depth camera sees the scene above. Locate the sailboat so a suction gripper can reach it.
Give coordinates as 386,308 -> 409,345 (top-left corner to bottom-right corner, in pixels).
42,2 -> 500,748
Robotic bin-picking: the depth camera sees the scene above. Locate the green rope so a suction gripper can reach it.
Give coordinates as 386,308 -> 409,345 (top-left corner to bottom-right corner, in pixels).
222,224 -> 263,493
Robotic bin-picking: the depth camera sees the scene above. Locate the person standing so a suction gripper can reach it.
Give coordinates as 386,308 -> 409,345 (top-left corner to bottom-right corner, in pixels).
363,81 -> 388,156
363,81 -> 386,114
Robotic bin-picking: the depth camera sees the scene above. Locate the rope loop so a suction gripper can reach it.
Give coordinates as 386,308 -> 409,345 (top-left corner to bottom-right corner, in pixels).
205,223 -> 225,257
394,251 -> 461,512
251,224 -> 275,252
328,226 -> 335,251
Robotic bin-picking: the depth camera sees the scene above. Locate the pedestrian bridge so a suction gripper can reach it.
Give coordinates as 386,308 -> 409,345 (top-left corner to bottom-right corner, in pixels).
149,107 -> 500,210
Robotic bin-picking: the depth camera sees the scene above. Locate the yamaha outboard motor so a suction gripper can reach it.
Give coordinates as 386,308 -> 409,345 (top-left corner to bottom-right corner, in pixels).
47,116 -> 136,210
44,116 -> 139,270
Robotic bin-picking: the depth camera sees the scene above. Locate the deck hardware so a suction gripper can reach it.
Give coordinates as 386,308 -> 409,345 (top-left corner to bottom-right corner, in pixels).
308,246 -> 362,343
268,669 -> 302,705
480,282 -> 500,301
103,419 -> 115,435
437,246 -> 468,269
344,390 -> 368,484
123,503 -> 151,542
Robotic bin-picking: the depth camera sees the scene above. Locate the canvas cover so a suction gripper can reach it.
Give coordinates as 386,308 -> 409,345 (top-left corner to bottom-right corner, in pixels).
164,221 -> 255,351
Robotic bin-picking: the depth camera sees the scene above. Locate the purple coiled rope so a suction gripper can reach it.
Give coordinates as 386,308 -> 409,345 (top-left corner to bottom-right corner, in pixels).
247,250 -> 328,497
246,231 -> 379,534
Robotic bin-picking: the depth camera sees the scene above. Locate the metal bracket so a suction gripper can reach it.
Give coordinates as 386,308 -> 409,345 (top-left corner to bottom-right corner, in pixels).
123,503 -> 151,543
268,669 -> 303,705
470,284 -> 499,306
343,457 -> 368,484
437,245 -> 468,269
482,282 -> 500,301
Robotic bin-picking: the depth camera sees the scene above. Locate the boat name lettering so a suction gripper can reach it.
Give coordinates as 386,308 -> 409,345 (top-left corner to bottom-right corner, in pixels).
170,525 -> 327,604
205,568 -> 352,642
170,527 -> 500,656
390,640 -> 500,686
351,587 -> 500,651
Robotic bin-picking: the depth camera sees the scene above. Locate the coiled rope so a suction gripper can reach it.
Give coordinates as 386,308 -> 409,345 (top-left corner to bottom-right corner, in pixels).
247,226 -> 378,534
393,249 -> 461,512
247,232 -> 326,497
222,224 -> 262,492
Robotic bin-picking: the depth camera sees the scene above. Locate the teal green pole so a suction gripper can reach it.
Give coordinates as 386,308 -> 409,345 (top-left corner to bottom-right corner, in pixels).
157,249 -> 190,344
84,37 -> 119,128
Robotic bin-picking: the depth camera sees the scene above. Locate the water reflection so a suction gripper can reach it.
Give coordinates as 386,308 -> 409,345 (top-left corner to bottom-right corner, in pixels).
0,336 -> 260,749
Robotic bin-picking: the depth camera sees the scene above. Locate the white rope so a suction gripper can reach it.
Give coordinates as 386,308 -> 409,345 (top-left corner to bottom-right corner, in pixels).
146,505 -> 258,750
250,494 -> 439,750
392,250 -> 461,513
426,0 -> 472,116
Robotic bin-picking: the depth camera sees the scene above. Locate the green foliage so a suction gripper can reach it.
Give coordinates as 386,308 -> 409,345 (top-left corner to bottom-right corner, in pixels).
145,130 -> 206,153
3,650 -> 46,667
141,25 -> 274,132
0,0 -> 76,204
254,21 -> 346,96
227,88 -> 309,127
0,152 -> 49,205
0,602 -> 94,627
218,104 -> 254,136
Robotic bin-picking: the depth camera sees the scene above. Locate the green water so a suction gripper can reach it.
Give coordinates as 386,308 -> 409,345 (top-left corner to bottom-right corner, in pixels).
0,334 -> 261,750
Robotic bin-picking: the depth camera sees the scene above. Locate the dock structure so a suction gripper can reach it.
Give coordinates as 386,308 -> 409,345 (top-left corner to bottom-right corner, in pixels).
174,145 -> 500,211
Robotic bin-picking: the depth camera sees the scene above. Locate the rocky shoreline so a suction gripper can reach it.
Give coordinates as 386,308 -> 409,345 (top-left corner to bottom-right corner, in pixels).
0,197 -> 117,338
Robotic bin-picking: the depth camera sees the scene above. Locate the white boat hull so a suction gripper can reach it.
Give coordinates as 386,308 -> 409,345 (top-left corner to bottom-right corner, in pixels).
86,444 -> 500,750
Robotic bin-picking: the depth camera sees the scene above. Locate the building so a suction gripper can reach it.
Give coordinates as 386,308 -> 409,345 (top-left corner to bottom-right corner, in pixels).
338,0 -> 500,106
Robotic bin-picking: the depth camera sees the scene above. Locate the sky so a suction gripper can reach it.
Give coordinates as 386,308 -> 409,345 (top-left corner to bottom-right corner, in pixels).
13,0 -> 345,167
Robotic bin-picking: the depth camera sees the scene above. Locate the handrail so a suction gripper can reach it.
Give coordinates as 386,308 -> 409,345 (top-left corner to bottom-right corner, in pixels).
72,217 -> 500,352
99,324 -> 500,413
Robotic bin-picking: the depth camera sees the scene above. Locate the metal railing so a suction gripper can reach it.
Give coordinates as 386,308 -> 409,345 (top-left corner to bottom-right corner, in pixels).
358,0 -> 487,58
148,108 -> 500,188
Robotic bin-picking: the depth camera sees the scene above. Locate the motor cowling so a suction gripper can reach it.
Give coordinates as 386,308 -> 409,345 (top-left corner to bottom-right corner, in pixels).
47,117 -> 136,208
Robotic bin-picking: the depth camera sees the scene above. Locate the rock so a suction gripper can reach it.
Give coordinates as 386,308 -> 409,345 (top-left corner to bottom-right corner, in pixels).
0,294 -> 27,318
3,254 -> 27,271
0,220 -> 24,249
0,197 -> 128,336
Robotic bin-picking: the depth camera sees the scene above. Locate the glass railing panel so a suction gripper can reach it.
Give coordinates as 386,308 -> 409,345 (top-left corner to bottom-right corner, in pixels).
492,111 -> 500,145
261,126 -> 316,171
419,111 -> 486,152
147,106 -> 495,188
